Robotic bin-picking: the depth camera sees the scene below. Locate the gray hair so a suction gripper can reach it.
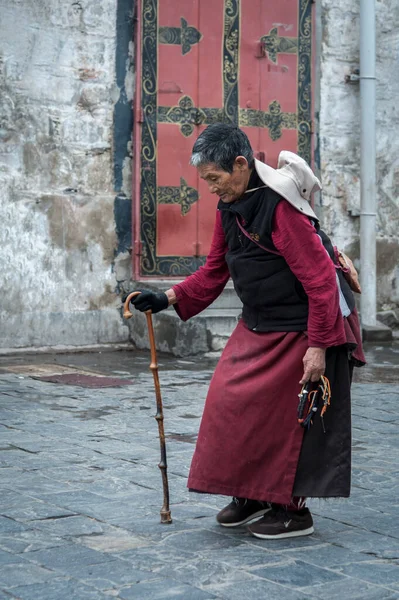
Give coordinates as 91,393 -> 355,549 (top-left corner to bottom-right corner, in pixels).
190,123 -> 254,173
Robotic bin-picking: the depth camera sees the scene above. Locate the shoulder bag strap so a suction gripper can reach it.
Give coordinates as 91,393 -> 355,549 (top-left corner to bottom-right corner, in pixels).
235,215 -> 281,256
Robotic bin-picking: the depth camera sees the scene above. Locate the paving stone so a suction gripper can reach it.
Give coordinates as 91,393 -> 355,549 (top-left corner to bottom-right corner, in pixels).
305,514 -> 354,537
359,515 -> 399,539
1,499 -> 76,522
0,530 -> 66,554
32,466 -> 108,485
0,517 -> 30,534
70,557 -> 156,590
244,531 -> 324,551
8,578 -> 110,599
1,489 -> 36,510
300,578 -> 399,599
30,515 -> 106,537
27,491 -> 124,517
0,563 -> 56,588
113,545 -> 196,572
204,544 -> 292,570
251,558 -> 346,588
0,589 -> 16,599
207,577 -> 313,600
107,516 -> 219,542
317,529 -> 399,560
0,349 -> 398,599
335,560 -> 399,586
157,529 -> 247,552
279,543 -> 374,568
24,544 -> 111,572
177,555 -> 262,588
0,548 -> 30,565
83,474 -> 155,497
69,498 -> 157,523
167,503 -> 218,520
6,475 -> 82,496
117,578 -> 218,599
76,524 -> 151,553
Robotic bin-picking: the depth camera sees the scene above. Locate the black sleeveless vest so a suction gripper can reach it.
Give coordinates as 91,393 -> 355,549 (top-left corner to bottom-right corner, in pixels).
218,172 -> 309,332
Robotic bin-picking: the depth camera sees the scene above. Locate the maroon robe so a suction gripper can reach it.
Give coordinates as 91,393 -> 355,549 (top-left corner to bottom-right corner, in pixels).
173,200 -> 365,503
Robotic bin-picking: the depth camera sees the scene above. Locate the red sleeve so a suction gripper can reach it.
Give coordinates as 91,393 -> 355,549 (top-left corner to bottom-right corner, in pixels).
271,200 -> 346,348
172,210 -> 230,321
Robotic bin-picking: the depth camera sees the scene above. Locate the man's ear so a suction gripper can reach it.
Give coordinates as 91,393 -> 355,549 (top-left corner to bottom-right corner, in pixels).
235,156 -> 249,170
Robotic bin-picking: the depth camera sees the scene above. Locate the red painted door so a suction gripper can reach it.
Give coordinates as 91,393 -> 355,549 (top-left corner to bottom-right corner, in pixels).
133,0 -> 314,278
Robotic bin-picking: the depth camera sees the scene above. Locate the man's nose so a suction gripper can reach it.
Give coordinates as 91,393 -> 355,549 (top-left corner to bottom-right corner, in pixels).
208,183 -> 218,194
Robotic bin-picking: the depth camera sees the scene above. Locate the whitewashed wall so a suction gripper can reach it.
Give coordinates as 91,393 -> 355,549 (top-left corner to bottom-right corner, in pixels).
0,0 -> 397,352
0,0 -> 130,349
318,0 -> 399,313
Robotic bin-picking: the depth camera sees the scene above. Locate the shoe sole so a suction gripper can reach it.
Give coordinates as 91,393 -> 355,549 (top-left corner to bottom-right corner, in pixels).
249,525 -> 314,539
218,508 -> 271,528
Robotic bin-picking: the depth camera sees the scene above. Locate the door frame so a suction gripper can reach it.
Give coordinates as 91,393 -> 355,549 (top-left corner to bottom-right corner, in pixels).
132,0 -> 316,280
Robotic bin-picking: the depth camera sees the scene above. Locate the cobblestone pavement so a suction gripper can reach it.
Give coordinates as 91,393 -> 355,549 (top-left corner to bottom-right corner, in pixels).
0,344 -> 398,600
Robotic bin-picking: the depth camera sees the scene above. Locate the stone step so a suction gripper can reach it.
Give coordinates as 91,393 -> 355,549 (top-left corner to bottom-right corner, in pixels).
127,308 -> 241,357
125,282 -> 242,356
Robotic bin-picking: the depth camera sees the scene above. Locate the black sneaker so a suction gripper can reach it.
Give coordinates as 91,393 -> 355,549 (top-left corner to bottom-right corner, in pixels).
247,506 -> 314,539
216,497 -> 271,527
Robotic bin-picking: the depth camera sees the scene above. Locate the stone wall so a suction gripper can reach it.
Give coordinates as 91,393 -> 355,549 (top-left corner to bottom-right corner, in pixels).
318,0 -> 399,313
0,0 -> 397,353
0,0 -> 134,350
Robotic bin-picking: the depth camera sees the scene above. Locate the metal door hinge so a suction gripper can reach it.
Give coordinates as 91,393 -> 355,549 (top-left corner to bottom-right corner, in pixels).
256,42 -> 267,59
134,240 -> 142,256
192,242 -> 201,258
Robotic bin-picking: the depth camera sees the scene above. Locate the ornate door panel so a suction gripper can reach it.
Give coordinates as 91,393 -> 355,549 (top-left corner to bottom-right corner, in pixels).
134,0 -> 314,278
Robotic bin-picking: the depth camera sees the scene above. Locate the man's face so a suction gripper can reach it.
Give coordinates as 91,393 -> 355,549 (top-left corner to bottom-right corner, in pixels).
197,157 -> 251,203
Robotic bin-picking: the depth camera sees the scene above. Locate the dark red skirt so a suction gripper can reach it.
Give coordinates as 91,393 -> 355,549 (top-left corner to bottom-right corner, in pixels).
188,320 -> 352,504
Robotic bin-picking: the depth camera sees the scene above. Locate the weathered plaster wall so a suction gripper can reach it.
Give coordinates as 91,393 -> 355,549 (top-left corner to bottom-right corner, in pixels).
0,0 -> 134,349
1,0 -> 397,353
318,0 -> 399,312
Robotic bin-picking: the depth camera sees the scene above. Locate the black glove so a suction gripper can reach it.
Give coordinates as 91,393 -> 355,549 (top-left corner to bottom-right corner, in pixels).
125,290 -> 168,314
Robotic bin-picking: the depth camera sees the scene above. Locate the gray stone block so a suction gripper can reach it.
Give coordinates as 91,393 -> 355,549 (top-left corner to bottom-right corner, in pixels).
127,310 -> 210,356
362,321 -> 393,342
118,578 -> 217,599
377,309 -> 399,330
0,517 -> 29,534
25,545 -> 111,572
2,500 -> 75,523
0,529 -> 65,554
252,558 -> 345,587
158,557 -> 261,588
114,545 -> 196,572
300,578 -> 399,600
31,516 -> 104,537
280,544 -> 374,569
207,577 -> 312,600
157,529 -> 246,552
337,560 -> 399,586
315,529 -> 399,560
0,549 -> 30,566
0,563 -> 56,589
10,578 -> 111,600
125,283 -> 241,356
70,558 -> 155,590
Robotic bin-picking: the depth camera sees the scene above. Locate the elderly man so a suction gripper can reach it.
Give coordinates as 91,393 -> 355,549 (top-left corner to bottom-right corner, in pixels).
129,124 -> 364,539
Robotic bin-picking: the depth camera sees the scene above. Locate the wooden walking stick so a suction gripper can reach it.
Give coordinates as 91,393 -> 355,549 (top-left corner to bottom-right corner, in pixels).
123,292 -> 172,524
